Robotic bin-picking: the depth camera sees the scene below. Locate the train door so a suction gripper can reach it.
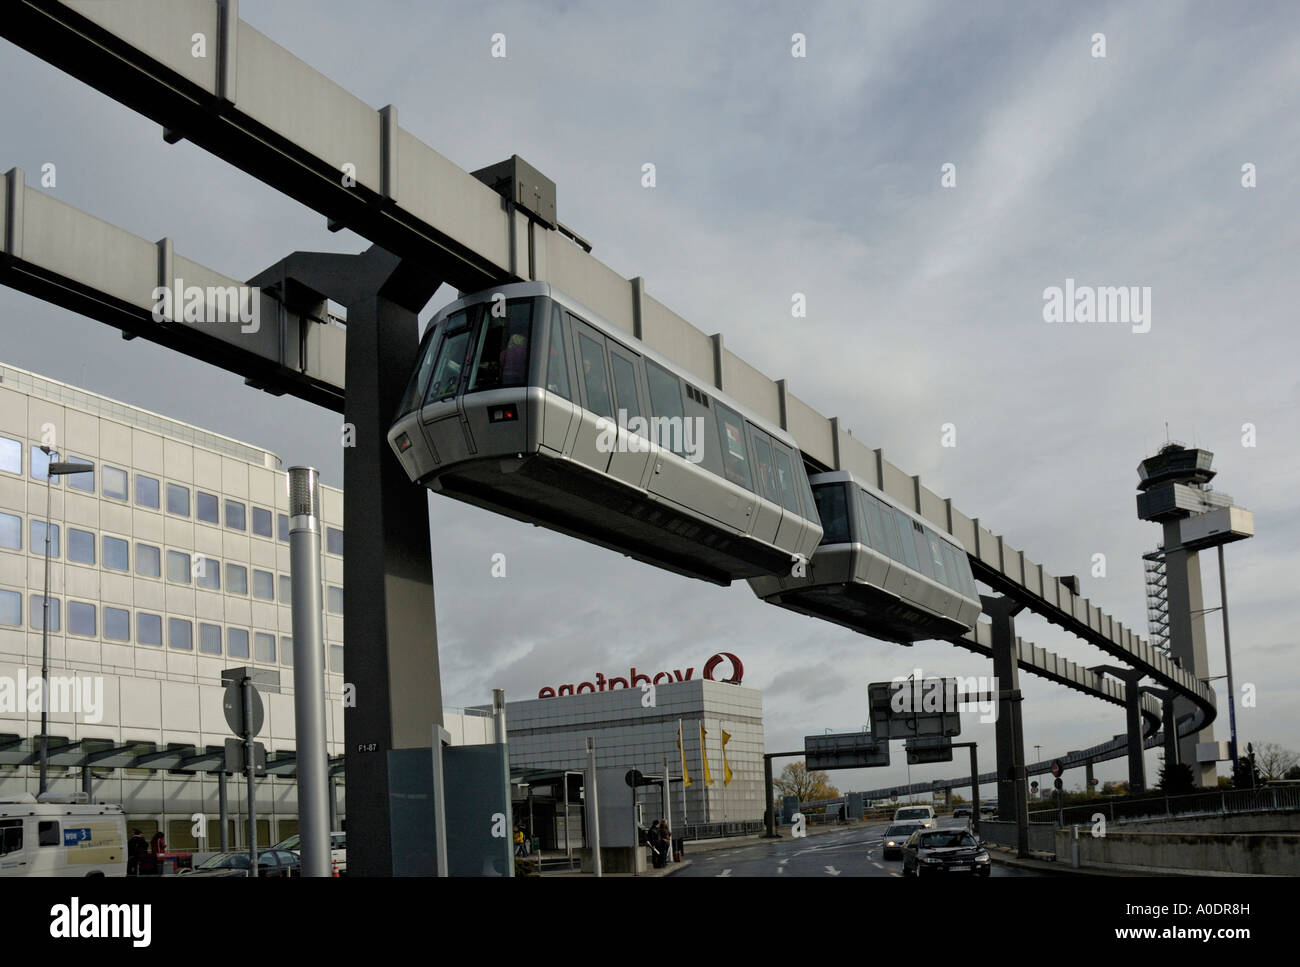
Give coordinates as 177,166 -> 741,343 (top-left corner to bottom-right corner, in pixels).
569,316 -> 617,476
417,307 -> 478,467
540,302 -> 579,456
605,340 -> 653,488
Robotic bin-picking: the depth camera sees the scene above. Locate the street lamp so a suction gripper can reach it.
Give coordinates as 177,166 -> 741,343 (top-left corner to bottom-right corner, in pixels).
36,447 -> 94,796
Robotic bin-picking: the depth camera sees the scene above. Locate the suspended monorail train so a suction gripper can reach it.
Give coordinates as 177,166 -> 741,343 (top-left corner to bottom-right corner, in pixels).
387,282 -> 824,585
747,471 -> 983,643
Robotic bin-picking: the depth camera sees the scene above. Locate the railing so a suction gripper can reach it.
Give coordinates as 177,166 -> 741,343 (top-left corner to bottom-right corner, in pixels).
1029,784 -> 1300,828
681,821 -> 765,841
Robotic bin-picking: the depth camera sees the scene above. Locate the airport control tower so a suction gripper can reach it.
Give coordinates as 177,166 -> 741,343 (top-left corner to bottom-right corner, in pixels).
1137,443 -> 1254,787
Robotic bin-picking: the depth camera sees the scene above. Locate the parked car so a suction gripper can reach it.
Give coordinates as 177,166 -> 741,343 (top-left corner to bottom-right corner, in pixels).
880,822 -> 926,859
952,806 -> 972,818
979,804 -> 998,817
901,828 -> 991,877
182,849 -> 301,877
272,831 -> 346,876
892,804 -> 937,828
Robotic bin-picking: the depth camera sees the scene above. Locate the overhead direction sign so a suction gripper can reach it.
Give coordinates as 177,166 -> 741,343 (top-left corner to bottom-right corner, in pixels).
905,736 -> 954,765
868,679 -> 962,741
805,733 -> 889,771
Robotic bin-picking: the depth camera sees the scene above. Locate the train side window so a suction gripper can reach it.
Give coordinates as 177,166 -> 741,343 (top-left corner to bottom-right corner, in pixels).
609,347 -> 643,423
812,484 -> 850,544
911,524 -> 936,579
713,403 -> 754,491
396,321 -> 441,418
546,305 -> 575,402
0,819 -> 21,856
796,462 -> 818,522
576,330 -> 614,420
468,299 -> 532,392
858,489 -> 887,551
874,496 -> 906,562
748,427 -> 779,503
423,311 -> 473,404
770,445 -> 801,513
940,539 -> 966,594
928,534 -> 950,586
645,360 -> 686,455
891,508 -> 921,571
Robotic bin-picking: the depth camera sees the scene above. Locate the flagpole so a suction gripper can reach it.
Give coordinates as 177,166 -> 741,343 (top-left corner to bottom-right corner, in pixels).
699,718 -> 709,824
678,718 -> 688,828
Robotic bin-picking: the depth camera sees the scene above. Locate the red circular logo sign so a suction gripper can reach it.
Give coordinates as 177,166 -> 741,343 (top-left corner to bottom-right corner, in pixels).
703,652 -> 744,684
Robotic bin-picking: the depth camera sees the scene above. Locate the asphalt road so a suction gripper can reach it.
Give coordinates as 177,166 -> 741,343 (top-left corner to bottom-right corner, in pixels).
670,819 -> 1045,878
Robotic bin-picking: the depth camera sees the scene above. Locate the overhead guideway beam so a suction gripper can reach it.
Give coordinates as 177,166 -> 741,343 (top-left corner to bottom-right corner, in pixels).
0,0 -> 1214,726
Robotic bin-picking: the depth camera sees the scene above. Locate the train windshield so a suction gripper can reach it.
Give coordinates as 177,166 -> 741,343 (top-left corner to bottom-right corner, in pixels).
812,483 -> 851,545
395,322 -> 442,418
423,310 -> 473,404
468,299 -> 534,393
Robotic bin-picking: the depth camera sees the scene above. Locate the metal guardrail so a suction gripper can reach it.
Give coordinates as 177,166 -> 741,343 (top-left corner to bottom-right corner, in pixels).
1031,785 -> 1300,828
681,821 -> 765,841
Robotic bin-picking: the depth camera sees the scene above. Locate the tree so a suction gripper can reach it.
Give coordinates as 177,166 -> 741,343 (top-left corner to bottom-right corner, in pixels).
1284,764 -> 1300,781
1231,756 -> 1261,790
1156,762 -> 1195,796
773,761 -> 839,803
1253,743 -> 1299,782
1101,780 -> 1129,796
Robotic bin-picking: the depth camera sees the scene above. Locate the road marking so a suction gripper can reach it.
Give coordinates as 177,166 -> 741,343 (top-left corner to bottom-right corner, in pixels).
871,861 -> 883,869
825,865 -> 841,876
890,871 -> 901,877
779,858 -> 789,865
717,869 -> 732,877
777,866 -> 784,874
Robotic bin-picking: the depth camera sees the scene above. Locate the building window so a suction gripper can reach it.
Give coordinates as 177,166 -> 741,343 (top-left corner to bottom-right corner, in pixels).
67,528 -> 95,565
30,521 -> 59,558
102,466 -> 128,501
327,586 -> 344,615
225,564 -> 248,595
195,556 -> 220,590
199,623 -> 222,655
329,645 -> 344,673
30,595 -> 60,631
166,483 -> 190,517
278,574 -> 290,603
225,500 -> 246,531
254,633 -> 276,663
227,627 -> 249,659
135,474 -> 160,508
252,507 -> 272,538
326,527 -> 343,556
103,607 -> 130,642
168,617 -> 193,651
0,590 -> 20,627
167,550 -> 191,584
137,611 -> 162,646
0,512 -> 20,550
197,492 -> 219,524
103,536 -> 129,572
135,543 -> 161,578
68,601 -> 96,637
277,513 -> 289,543
30,447 -> 59,484
280,637 -> 293,667
67,457 -> 95,493
0,436 -> 20,475
252,570 -> 274,601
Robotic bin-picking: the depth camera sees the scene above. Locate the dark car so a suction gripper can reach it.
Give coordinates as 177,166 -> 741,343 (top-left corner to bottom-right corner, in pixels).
880,822 -> 926,860
952,806 -> 972,818
979,804 -> 997,817
901,828 -> 991,877
182,849 -> 302,878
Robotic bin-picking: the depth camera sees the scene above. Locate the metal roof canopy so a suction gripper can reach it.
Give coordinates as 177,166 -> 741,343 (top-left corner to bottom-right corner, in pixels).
0,0 -> 1216,734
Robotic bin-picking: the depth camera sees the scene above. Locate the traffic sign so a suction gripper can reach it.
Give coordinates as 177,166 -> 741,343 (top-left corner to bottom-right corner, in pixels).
868,679 -> 962,740
223,682 -> 265,737
1051,759 -> 1063,778
223,738 -> 267,774
625,769 -> 644,788
905,735 -> 953,765
806,732 -> 889,770
1089,777 -> 1099,786
1053,777 -> 1063,791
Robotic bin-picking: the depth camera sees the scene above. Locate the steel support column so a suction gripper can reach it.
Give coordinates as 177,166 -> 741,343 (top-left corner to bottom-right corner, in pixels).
1093,664 -> 1148,794
982,594 -> 1029,858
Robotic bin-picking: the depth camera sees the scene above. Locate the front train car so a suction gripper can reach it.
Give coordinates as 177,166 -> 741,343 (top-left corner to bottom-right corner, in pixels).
387,282 -> 822,585
748,471 -> 983,642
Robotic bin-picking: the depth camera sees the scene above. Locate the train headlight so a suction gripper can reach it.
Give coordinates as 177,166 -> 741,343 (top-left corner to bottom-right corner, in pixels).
489,405 -> 519,423
395,433 -> 413,452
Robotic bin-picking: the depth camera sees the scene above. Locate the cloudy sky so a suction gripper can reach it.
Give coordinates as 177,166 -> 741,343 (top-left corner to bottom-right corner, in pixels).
1,1 -> 1296,795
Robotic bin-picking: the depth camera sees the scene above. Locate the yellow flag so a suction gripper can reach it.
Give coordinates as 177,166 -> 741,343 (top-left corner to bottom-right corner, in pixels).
677,722 -> 692,787
722,729 -> 733,786
700,722 -> 714,786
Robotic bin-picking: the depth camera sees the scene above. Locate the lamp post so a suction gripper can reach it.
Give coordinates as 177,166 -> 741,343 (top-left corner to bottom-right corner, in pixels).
36,448 -> 94,796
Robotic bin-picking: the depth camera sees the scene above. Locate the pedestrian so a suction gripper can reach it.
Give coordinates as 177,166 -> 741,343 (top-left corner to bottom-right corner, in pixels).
658,820 -> 673,865
127,828 -> 147,876
647,820 -> 662,868
513,825 -> 525,857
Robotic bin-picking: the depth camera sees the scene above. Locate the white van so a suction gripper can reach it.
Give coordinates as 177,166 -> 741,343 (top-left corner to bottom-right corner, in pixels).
0,793 -> 126,877
892,804 -> 937,829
